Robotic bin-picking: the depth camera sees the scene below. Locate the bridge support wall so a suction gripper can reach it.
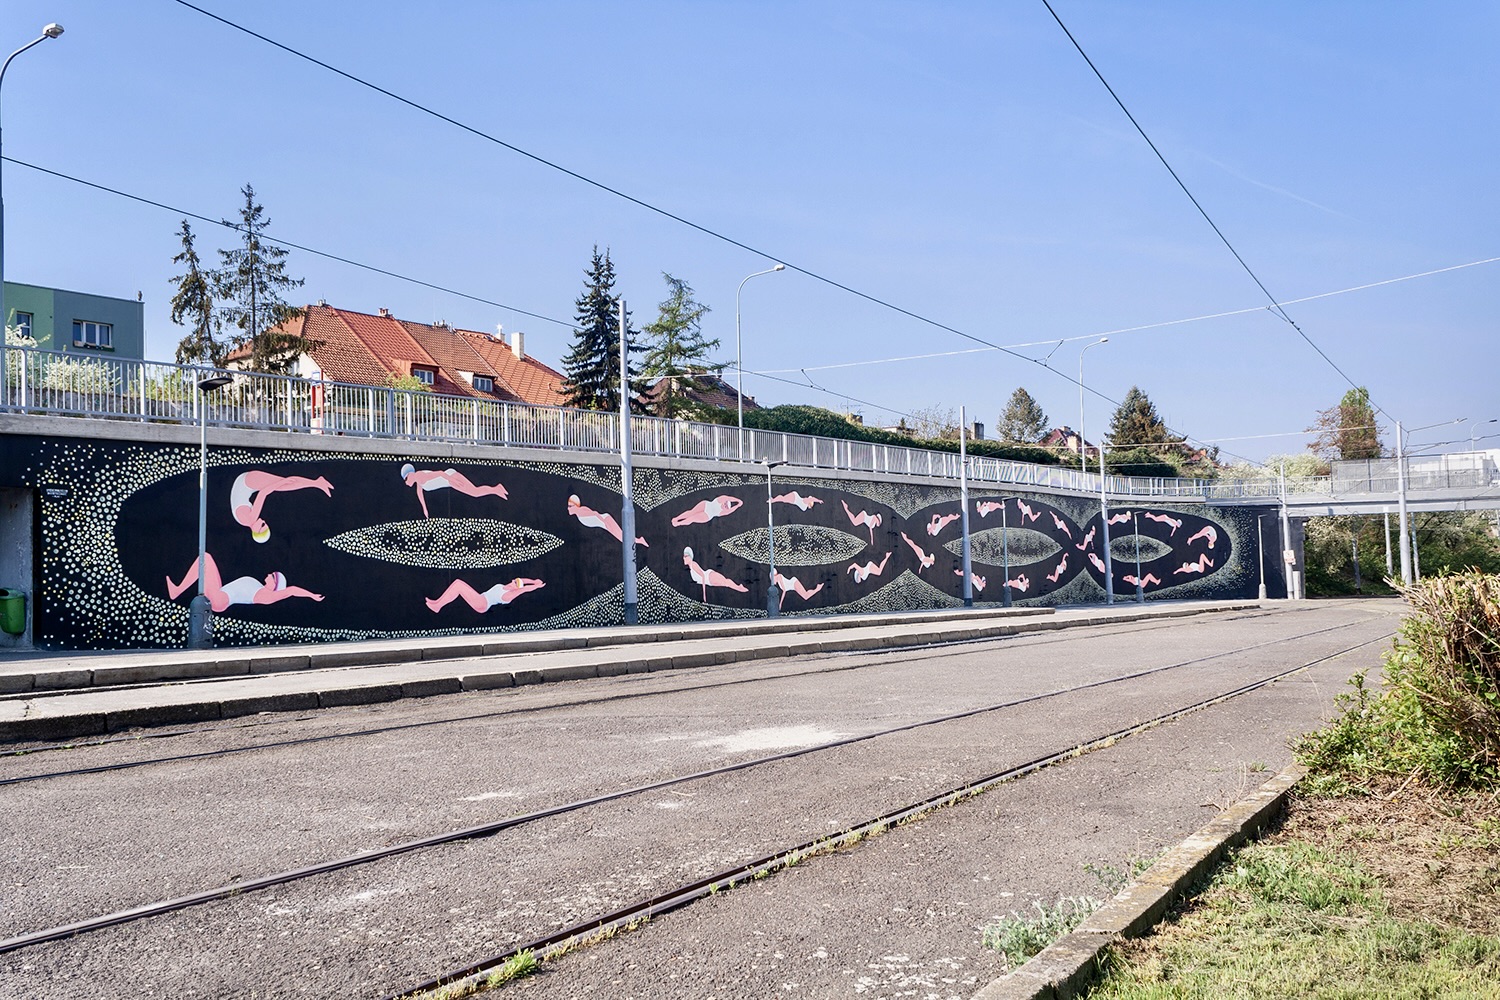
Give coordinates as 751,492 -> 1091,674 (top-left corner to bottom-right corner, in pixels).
0,416 -> 1286,649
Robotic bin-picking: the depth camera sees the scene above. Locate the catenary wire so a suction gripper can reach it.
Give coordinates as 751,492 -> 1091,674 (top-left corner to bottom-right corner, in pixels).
1039,0 -> 1381,415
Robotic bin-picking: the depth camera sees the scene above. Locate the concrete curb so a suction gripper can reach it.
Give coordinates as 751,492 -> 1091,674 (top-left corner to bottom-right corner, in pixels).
972,762 -> 1306,1000
0,602 -> 1263,744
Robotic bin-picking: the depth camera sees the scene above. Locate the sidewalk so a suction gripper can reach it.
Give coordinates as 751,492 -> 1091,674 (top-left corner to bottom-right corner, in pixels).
0,602 -> 1260,744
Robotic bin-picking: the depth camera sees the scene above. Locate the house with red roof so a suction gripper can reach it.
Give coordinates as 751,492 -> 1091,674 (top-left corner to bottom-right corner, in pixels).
231,303 -> 567,406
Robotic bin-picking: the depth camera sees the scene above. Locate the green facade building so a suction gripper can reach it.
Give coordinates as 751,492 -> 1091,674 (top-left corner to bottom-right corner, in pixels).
3,281 -> 145,360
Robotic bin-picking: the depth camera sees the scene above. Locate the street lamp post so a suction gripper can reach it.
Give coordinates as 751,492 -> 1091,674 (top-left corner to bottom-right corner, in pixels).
959,406 -> 973,608
762,459 -> 787,616
1396,417 -> 1463,587
1079,338 -> 1113,603
618,298 -> 639,625
1471,419 -> 1497,450
188,372 -> 233,649
0,23 -> 65,400
735,264 -> 784,461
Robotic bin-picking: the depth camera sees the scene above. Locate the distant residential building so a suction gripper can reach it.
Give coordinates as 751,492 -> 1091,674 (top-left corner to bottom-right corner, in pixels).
234,303 -> 567,406
641,370 -> 761,416
3,281 -> 146,359
1038,425 -> 1099,460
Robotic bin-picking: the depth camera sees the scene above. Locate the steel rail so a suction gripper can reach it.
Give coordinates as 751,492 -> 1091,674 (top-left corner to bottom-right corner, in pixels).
389,631 -> 1391,999
0,608 -> 1290,779
0,618 -> 1383,956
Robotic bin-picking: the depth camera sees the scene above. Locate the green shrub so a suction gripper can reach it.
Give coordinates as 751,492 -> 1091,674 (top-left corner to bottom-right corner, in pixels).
1297,571 -> 1500,789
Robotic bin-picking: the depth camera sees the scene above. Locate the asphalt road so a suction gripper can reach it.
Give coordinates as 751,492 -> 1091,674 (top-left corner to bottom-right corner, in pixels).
0,599 -> 1399,999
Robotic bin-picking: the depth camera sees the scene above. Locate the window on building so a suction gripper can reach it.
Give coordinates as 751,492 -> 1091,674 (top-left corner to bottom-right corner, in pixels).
411,367 -> 435,385
72,320 -> 113,350
13,312 -> 32,341
472,374 -> 494,393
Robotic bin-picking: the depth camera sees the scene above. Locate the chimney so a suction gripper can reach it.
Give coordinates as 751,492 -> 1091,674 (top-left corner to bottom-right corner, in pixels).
511,330 -> 525,361
494,323 -> 507,344
377,307 -> 391,318
971,421 -> 984,441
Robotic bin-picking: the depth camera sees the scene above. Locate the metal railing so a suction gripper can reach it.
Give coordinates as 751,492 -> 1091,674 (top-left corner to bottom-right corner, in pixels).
0,345 -> 1295,500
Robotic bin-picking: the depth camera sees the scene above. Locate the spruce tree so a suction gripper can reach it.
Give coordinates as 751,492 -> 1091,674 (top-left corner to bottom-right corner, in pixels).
168,220 -> 228,366
996,387 -> 1048,443
561,246 -> 643,411
1106,385 -> 1173,448
640,273 -> 719,418
217,184 -> 310,374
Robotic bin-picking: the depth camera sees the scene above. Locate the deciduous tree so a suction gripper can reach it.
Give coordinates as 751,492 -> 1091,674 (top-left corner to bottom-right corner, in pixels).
1308,387 -> 1383,463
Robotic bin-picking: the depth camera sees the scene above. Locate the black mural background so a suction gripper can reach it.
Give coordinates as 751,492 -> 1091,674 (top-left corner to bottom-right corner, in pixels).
0,433 -> 1288,649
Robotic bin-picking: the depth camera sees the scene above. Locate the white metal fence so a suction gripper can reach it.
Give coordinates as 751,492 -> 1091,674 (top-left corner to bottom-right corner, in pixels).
0,345 -> 1293,500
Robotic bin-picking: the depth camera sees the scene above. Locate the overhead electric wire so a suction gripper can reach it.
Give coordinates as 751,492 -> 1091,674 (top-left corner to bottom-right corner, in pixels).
1039,0 -> 1378,411
2,155 -> 576,331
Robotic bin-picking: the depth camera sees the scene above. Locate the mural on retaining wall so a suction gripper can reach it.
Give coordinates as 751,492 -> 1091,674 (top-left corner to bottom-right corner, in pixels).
0,434 -> 1285,649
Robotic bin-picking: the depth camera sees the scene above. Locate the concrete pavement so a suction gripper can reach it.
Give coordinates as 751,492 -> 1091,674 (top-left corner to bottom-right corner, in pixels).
0,601 -> 1258,744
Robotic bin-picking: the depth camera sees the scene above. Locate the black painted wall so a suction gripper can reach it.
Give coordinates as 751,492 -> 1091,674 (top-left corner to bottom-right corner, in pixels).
0,433 -> 1287,649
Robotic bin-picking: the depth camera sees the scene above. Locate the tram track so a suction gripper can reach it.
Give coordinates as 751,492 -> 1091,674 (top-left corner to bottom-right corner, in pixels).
0,606 -> 1346,785
0,618 -> 1389,959
389,630 -> 1390,1000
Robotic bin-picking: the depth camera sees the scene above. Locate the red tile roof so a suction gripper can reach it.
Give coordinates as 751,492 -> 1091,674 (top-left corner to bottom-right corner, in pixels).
246,304 -> 567,406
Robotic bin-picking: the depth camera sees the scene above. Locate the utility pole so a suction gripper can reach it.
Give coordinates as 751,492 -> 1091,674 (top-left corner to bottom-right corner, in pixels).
959,405 -> 973,607
1396,420 -> 1412,586
618,298 -> 638,625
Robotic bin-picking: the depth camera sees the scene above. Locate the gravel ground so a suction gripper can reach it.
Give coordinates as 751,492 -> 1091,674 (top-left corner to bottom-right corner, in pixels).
0,600 -> 1398,998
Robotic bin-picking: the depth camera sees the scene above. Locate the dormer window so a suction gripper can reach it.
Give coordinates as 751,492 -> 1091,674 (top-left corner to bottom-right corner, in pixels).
472,374 -> 494,393
412,367 -> 435,385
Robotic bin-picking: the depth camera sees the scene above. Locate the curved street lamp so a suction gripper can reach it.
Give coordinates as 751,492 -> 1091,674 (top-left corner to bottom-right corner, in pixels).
1079,338 -> 1113,603
735,264 -> 785,460
188,373 -> 234,648
0,23 -> 65,400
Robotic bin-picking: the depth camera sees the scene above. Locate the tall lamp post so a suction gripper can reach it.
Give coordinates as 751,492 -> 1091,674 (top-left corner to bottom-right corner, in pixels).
1471,418 -> 1497,450
1396,417 -> 1463,587
618,298 -> 639,625
996,496 -> 1018,608
762,459 -> 787,616
1079,337 -> 1113,603
188,373 -> 234,649
0,23 -> 65,399
735,264 -> 785,461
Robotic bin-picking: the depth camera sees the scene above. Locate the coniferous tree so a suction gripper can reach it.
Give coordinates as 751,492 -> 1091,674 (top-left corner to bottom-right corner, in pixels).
641,273 -> 719,418
996,387 -> 1048,443
168,220 -> 228,366
561,246 -> 643,411
217,184 -> 310,374
1106,385 -> 1174,448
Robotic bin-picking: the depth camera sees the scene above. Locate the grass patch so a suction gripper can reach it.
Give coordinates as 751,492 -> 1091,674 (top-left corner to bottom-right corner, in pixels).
1087,811 -> 1500,999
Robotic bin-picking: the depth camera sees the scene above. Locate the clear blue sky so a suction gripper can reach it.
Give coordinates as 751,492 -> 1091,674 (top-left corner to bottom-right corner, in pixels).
5,1 -> 1497,464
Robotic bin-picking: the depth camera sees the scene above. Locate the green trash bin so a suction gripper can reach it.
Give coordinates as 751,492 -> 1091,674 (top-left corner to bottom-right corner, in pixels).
0,589 -> 26,636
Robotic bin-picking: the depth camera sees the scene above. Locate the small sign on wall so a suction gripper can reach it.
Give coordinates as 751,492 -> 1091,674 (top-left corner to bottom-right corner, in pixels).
40,485 -> 70,501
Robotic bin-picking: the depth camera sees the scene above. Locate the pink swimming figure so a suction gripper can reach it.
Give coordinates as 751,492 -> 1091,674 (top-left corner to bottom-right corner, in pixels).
1050,511 -> 1072,539
1047,553 -> 1069,584
1186,525 -> 1218,549
1124,573 -> 1162,588
1015,500 -> 1040,524
954,569 -> 987,593
899,531 -> 936,572
231,471 -> 333,543
1006,573 -> 1031,594
569,495 -> 648,547
400,464 -> 508,519
672,495 -> 744,526
926,512 -> 961,537
976,500 -> 1005,518
842,499 -> 883,546
769,491 -> 823,511
1075,526 -> 1096,551
773,571 -> 825,609
1108,511 -> 1133,526
847,552 -> 892,584
166,553 -> 323,613
1088,552 -> 1107,574
1172,553 -> 1215,576
426,577 -> 545,614
1143,512 -> 1183,536
683,546 -> 748,602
